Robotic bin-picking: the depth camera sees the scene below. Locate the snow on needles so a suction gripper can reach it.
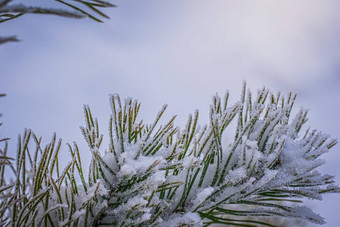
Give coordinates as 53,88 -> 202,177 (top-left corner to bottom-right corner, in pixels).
2,86 -> 339,226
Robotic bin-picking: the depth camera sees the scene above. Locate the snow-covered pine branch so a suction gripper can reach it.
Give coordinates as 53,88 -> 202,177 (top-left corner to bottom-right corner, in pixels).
1,85 -> 339,226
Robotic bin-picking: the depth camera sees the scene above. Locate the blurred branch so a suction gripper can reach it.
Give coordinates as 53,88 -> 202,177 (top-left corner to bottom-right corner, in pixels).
0,0 -> 116,45
0,36 -> 19,44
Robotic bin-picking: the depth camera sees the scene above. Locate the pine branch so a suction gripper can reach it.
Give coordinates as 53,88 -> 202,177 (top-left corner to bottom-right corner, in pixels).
0,0 -> 116,44
0,85 -> 339,226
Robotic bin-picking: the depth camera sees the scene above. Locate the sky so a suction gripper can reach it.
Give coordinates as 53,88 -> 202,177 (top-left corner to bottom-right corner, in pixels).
1,0 -> 340,226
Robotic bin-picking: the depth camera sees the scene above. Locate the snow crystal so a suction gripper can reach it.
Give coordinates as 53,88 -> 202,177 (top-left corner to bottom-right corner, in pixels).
117,144 -> 165,178
224,166 -> 247,184
291,206 -> 325,224
193,187 -> 214,208
161,212 -> 202,227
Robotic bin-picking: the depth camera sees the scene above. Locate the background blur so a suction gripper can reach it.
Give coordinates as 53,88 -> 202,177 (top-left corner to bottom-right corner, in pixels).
1,0 -> 340,226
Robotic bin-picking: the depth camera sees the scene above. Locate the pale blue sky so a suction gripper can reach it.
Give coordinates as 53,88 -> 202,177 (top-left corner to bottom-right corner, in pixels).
1,1 -> 340,225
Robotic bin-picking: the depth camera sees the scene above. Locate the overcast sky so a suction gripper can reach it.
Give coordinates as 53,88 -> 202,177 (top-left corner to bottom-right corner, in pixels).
1,0 -> 340,226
